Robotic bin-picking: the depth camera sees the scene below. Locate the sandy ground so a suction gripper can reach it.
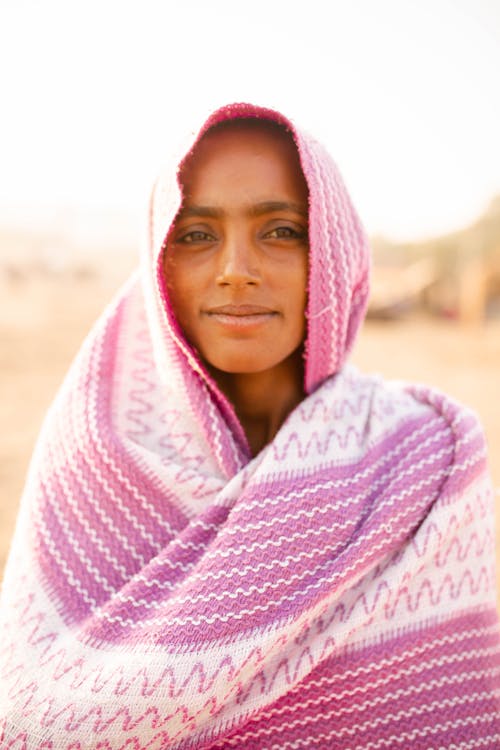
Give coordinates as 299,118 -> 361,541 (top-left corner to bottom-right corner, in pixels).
1,274 -> 499,596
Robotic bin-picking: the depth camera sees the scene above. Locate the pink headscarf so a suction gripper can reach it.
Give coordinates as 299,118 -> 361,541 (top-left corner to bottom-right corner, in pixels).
145,102 -> 371,475
0,103 -> 498,750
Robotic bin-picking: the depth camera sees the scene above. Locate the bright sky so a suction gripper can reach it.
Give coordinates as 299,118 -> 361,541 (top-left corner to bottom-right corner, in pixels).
1,0 -> 499,242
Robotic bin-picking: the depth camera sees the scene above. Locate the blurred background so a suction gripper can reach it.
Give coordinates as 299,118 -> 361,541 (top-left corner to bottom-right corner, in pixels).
1,0 -> 499,589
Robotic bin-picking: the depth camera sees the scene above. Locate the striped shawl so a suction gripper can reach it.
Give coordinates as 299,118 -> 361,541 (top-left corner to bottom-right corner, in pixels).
1,103 -> 499,749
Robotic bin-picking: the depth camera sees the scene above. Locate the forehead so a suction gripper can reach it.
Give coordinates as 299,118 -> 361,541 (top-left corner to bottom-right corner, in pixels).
178,120 -> 308,202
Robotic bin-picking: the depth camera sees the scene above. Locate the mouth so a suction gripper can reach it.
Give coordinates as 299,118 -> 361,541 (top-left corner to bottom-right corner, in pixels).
204,304 -> 279,328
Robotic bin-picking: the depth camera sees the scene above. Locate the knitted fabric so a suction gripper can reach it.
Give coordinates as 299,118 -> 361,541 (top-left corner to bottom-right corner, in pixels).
1,103 -> 499,749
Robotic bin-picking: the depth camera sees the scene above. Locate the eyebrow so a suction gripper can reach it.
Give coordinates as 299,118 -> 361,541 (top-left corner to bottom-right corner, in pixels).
249,201 -> 308,218
177,205 -> 222,220
176,201 -> 308,221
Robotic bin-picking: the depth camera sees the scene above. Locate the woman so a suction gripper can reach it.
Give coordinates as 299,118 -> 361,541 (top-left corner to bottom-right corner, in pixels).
1,102 -> 499,749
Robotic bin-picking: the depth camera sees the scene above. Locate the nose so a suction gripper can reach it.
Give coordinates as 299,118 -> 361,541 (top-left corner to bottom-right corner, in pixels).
216,232 -> 260,287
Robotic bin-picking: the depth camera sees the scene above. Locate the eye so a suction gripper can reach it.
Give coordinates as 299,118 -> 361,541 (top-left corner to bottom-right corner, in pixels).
177,230 -> 216,244
264,226 -> 306,240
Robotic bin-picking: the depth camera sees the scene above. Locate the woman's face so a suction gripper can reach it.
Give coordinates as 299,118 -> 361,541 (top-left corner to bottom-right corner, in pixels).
164,122 -> 309,376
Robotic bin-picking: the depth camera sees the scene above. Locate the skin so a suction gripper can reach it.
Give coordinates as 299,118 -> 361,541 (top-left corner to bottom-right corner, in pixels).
164,121 -> 309,456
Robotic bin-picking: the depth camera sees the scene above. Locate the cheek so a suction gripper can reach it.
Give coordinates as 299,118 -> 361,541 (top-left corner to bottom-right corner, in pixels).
297,260 -> 309,334
280,259 -> 308,342
288,256 -> 308,311
163,255 -> 191,324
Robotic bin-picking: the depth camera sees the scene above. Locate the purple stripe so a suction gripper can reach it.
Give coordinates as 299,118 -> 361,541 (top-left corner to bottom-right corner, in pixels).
208,609 -> 500,749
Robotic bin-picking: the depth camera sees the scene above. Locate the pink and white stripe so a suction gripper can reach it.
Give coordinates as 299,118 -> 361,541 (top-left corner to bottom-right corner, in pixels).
0,103 -> 499,748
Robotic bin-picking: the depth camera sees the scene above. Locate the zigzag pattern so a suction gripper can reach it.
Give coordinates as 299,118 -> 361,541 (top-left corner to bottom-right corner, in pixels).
1,102 -> 499,748
1,594 -> 499,748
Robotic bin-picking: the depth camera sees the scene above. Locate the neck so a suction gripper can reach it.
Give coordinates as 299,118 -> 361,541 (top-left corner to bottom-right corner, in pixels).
208,349 -> 305,457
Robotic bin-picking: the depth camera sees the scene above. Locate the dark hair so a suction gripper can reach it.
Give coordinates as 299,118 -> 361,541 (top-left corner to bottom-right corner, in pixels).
206,116 -> 292,139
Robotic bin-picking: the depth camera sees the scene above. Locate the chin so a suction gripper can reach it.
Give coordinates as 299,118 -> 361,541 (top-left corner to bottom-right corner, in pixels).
210,358 -> 277,375
200,340 -> 304,378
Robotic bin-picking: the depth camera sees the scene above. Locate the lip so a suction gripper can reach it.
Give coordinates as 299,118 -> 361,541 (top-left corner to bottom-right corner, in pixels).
205,304 -> 276,316
203,304 -> 278,329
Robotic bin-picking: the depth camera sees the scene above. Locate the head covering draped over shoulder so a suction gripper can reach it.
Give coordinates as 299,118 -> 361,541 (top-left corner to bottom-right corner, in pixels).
145,102 -> 371,476
0,104 -> 499,749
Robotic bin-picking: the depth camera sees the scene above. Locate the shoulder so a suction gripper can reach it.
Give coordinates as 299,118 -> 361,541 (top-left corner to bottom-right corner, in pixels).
343,366 -> 489,495
341,364 -> 486,437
